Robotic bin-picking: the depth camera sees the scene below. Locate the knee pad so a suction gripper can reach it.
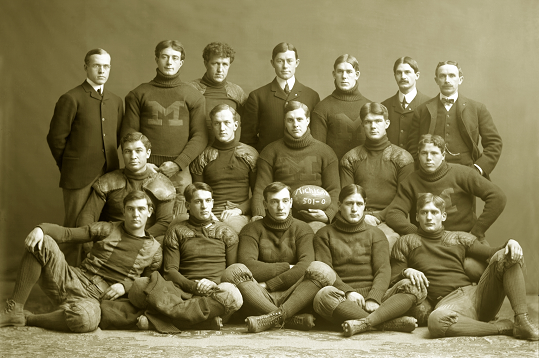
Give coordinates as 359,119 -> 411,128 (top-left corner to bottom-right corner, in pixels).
221,264 -> 253,285
61,298 -> 101,333
305,261 -> 336,287
212,282 -> 243,314
491,249 -> 524,277
392,279 -> 427,304
428,308 -> 459,338
313,286 -> 345,318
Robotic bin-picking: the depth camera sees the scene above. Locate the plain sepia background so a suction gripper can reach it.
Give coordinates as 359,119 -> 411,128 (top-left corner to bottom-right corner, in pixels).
0,0 -> 537,293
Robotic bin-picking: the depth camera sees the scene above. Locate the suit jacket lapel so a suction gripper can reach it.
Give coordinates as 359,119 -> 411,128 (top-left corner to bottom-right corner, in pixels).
426,96 -> 439,135
455,95 -> 475,151
290,80 -> 303,101
271,78 -> 288,100
82,80 -> 104,101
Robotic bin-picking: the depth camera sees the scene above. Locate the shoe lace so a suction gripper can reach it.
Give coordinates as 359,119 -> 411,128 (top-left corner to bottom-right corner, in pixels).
257,311 -> 283,329
3,300 -> 15,313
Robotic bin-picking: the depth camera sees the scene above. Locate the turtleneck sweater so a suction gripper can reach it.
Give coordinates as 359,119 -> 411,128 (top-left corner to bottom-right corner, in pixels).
238,213 -> 315,292
391,227 -> 504,304
340,136 -> 413,221
311,81 -> 371,160
314,212 -> 390,303
386,162 -> 506,238
252,128 -> 340,222
121,69 -> 208,170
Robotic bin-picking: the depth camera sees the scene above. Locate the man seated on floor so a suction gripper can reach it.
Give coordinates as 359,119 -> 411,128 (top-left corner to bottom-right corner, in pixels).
340,102 -> 414,250
391,193 -> 538,340
0,191 -> 162,332
128,182 -> 243,332
77,132 -> 175,246
251,101 -> 340,232
190,104 -> 258,233
222,182 -> 336,333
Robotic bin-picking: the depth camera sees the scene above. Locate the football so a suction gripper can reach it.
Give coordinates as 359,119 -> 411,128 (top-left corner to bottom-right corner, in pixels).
292,185 -> 331,211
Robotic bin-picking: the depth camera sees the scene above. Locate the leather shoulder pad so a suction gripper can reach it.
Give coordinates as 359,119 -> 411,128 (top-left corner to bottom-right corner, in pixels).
385,145 -> 414,168
340,146 -> 367,169
164,222 -> 195,249
212,222 -> 239,247
93,170 -> 127,197
88,221 -> 115,239
235,143 -> 259,172
143,172 -> 176,201
391,234 -> 423,262
187,79 -> 204,93
190,147 -> 218,175
442,231 -> 476,248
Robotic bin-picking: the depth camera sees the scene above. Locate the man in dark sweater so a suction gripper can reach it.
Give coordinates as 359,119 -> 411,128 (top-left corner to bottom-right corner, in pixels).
241,42 -> 320,152
0,191 -> 162,332
391,194 -> 537,340
189,42 -> 247,143
252,101 -> 340,231
77,132 -> 175,246
311,54 -> 371,160
121,40 -> 208,218
340,102 -> 414,250
222,182 -> 336,333
191,104 -> 258,233
381,56 -> 430,148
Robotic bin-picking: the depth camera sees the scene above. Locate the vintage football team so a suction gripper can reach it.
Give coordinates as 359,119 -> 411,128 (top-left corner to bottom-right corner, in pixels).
1,40 -> 537,341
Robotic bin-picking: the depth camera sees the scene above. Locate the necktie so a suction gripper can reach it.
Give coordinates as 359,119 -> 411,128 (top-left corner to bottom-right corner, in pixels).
284,83 -> 291,95
401,97 -> 407,110
441,97 -> 454,105
97,88 -> 102,95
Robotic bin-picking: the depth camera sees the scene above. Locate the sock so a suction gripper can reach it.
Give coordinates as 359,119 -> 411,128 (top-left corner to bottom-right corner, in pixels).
237,280 -> 278,315
27,309 -> 71,332
503,264 -> 528,315
445,315 -> 499,337
281,280 -> 320,318
366,293 -> 415,327
331,299 -> 369,324
11,251 -> 42,304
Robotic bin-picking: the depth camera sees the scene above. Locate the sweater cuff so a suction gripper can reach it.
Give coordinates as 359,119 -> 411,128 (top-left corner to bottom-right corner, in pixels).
174,153 -> 193,171
266,275 -> 285,292
324,206 -> 337,222
366,288 -> 385,304
121,278 -> 133,293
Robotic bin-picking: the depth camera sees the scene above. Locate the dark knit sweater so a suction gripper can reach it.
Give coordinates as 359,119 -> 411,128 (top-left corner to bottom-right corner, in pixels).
252,129 -> 340,221
311,82 -> 371,160
340,137 -> 414,221
121,69 -> 208,169
386,162 -> 506,238
238,213 -> 315,292
163,217 -> 238,295
314,213 -> 390,304
190,137 -> 258,216
391,228 -> 503,303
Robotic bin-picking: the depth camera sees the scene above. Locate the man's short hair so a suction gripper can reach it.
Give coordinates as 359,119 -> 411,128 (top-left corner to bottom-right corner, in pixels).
360,102 -> 388,121
393,56 -> 419,74
339,184 -> 367,203
184,182 -> 213,203
417,193 -> 446,213
263,182 -> 292,201
203,42 -> 235,63
334,54 -> 359,71
435,60 -> 463,77
284,101 -> 310,119
209,104 -> 238,123
272,42 -> 298,60
84,48 -> 109,65
121,132 -> 151,151
155,40 -> 185,60
418,134 -> 445,153
123,190 -> 154,211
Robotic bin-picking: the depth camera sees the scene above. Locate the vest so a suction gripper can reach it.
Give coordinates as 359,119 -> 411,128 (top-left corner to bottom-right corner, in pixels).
434,99 -> 472,166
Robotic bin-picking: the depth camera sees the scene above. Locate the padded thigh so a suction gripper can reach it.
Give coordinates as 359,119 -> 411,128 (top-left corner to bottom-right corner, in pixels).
221,263 -> 253,285
428,308 -> 459,338
60,297 -> 101,333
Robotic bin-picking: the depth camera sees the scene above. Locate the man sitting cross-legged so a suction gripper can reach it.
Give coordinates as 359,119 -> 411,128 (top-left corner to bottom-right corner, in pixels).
0,191 -> 162,332
391,193 -> 538,340
222,182 -> 336,333
313,184 -> 424,337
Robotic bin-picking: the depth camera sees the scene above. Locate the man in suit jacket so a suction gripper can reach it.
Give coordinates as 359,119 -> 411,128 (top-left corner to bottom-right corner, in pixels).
47,48 -> 123,265
406,61 -> 502,178
382,57 -> 430,149
240,42 -> 320,152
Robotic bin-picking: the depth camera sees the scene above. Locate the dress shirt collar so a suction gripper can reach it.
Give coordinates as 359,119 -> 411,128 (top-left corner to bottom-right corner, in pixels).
440,92 -> 458,103
398,87 -> 418,104
275,76 -> 295,92
86,78 -> 103,94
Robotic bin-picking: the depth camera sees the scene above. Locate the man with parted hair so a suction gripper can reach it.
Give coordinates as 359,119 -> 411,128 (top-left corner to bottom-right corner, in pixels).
190,104 -> 258,233
121,40 -> 208,219
391,193 -> 538,340
381,56 -> 430,148
47,48 -> 124,265
189,42 -> 247,143
311,54 -> 372,160
406,60 -> 502,178
241,42 -> 320,152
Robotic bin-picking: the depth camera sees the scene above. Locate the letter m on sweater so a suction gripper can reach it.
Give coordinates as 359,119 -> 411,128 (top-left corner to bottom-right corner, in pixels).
147,101 -> 186,126
280,155 -> 319,181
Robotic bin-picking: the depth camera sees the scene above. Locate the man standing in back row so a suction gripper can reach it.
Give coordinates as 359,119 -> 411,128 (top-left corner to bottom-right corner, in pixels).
241,42 -> 320,152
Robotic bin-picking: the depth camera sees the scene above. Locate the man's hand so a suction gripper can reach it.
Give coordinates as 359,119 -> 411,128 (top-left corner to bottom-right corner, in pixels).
147,163 -> 159,173
220,208 -> 242,221
159,161 -> 180,178
346,291 -> 365,308
195,278 -> 217,295
364,214 -> 381,226
251,216 -> 263,222
25,227 -> 44,252
298,209 -> 328,223
505,239 -> 523,261
364,300 -> 380,313
403,268 -> 429,290
102,283 -> 125,301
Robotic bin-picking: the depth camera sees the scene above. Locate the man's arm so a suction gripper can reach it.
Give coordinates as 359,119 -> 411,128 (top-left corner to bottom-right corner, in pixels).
375,160 -> 414,222
120,91 -> 141,139
386,182 -> 418,235
76,190 -> 106,227
339,154 -> 357,191
310,108 -> 328,143
474,104 -> 503,176
314,230 -> 355,293
47,93 -> 77,169
147,199 -> 174,238
366,231 -> 391,304
320,155 -> 340,222
240,91 -> 260,149
115,98 -> 124,144
405,107 -> 424,167
251,157 -> 273,217
162,227 -> 198,294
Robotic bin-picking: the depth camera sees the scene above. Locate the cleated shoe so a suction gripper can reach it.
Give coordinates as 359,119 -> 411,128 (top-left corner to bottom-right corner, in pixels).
342,318 -> 371,337
377,316 -> 417,333
0,300 -> 26,328
493,319 -> 514,336
514,313 -> 539,341
245,309 -> 284,333
285,313 -> 316,331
